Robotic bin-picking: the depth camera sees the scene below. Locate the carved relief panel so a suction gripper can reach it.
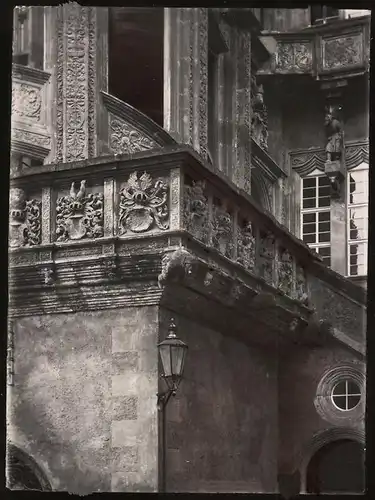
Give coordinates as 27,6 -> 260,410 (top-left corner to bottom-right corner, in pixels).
55,181 -> 104,241
118,171 -> 169,235
278,246 -> 294,296
275,42 -> 313,73
322,33 -> 363,71
251,76 -> 268,151
9,188 -> 42,248
183,180 -> 209,244
236,218 -> 256,272
295,263 -> 309,305
109,115 -> 159,155
257,230 -> 275,285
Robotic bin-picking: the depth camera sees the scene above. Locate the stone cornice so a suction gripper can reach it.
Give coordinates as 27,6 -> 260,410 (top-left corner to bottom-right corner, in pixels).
251,139 -> 287,181
12,63 -> 51,85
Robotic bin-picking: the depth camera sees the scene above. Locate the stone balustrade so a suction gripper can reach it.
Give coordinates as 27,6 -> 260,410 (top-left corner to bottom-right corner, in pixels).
258,15 -> 370,79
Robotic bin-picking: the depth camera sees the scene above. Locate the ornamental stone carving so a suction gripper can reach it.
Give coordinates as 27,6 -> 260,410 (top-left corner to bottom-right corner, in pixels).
322,34 -> 362,70
251,76 -> 268,151
275,42 -> 312,72
109,117 -> 158,155
258,231 -> 275,285
56,180 -> 104,241
183,180 -> 209,244
278,247 -> 294,296
11,83 -> 42,122
158,248 -> 195,288
295,264 -> 309,305
325,104 -> 344,163
9,188 -> 42,248
118,172 -> 169,235
236,221 -> 256,272
210,205 -> 234,259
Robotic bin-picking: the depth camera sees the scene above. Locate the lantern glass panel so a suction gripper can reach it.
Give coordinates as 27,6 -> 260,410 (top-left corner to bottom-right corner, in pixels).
171,345 -> 185,377
159,344 -> 172,378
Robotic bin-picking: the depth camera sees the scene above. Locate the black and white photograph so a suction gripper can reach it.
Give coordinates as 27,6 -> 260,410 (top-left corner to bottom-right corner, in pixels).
6,5 -> 370,495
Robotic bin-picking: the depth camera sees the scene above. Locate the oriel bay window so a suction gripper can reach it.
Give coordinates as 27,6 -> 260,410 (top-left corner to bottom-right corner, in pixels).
347,163 -> 369,277
301,172 -> 331,266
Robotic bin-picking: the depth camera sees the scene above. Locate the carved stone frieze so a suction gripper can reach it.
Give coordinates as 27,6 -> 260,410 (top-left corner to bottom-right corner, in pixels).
11,83 -> 42,122
258,231 -> 275,285
118,172 -> 169,235
251,76 -> 268,151
236,220 -> 256,272
210,204 -> 234,259
198,8 -> 208,158
183,180 -> 209,244
322,34 -> 363,71
101,256 -> 119,280
11,128 -> 51,150
9,188 -> 42,248
278,247 -> 294,296
275,42 -> 312,72
109,116 -> 158,155
56,181 -> 104,241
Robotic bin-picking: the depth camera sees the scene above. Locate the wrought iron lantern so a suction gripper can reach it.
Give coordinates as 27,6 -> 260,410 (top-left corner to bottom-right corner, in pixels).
157,318 -> 188,408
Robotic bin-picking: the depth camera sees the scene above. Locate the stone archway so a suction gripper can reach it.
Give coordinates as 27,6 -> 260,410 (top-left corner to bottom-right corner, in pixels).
6,444 -> 52,491
306,439 -> 365,494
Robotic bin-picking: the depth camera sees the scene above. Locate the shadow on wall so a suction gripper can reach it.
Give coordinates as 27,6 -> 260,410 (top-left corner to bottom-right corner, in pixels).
6,444 -> 52,491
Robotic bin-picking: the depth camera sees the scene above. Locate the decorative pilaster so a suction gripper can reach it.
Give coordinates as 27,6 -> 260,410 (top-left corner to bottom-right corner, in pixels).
164,8 -> 208,159
52,4 -> 108,163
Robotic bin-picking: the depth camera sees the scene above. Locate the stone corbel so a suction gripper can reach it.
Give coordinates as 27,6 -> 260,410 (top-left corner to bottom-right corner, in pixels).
158,248 -> 195,288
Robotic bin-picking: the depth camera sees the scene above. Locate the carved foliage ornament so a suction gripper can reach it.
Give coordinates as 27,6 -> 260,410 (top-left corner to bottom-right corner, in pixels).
258,231 -> 275,285
323,34 -> 362,70
276,42 -> 312,72
211,204 -> 233,259
237,220 -> 255,272
118,171 -> 169,234
183,180 -> 208,244
56,180 -> 104,241
11,84 -> 41,122
9,188 -> 41,248
251,76 -> 268,151
110,117 -> 158,156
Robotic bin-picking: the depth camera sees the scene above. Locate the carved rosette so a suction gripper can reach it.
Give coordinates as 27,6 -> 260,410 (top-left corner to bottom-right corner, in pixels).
56,181 -> 104,241
109,117 -> 158,155
11,83 -> 42,122
9,188 -> 42,248
211,204 -> 234,259
278,247 -> 294,296
183,180 -> 209,244
295,264 -> 309,305
251,76 -> 268,151
237,221 -> 256,272
118,171 -> 169,235
258,231 -> 275,285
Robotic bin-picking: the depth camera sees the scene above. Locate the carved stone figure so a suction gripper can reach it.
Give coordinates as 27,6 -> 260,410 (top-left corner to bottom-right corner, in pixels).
56,180 -> 104,241
295,264 -> 309,305
12,84 -> 42,122
158,248 -> 194,288
278,248 -> 294,296
325,106 -> 343,162
118,171 -> 169,234
237,221 -> 256,272
251,77 -> 268,150
9,188 -> 42,248
183,180 -> 208,244
211,205 -> 234,259
258,231 -> 275,284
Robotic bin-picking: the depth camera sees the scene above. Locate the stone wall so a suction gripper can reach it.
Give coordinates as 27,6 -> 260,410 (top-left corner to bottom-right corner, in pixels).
7,306 -> 159,493
160,310 -> 278,493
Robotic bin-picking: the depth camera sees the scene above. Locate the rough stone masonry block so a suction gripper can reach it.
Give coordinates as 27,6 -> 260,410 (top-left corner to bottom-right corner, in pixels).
112,396 -> 138,421
112,445 -> 139,472
111,351 -> 140,374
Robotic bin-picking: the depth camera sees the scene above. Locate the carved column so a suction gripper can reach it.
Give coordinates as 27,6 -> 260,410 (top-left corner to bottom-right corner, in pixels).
45,3 -> 108,164
164,8 -> 208,159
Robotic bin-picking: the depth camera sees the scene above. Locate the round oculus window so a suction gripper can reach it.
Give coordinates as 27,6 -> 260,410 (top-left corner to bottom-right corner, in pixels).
331,379 -> 362,411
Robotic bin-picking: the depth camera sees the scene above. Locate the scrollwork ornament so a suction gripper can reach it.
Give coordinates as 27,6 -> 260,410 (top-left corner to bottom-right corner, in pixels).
110,118 -> 158,155
278,247 -> 294,296
183,180 -> 208,244
211,205 -> 234,259
56,180 -> 104,241
9,189 -> 41,248
118,171 -> 169,234
237,221 -> 256,272
11,84 -> 42,121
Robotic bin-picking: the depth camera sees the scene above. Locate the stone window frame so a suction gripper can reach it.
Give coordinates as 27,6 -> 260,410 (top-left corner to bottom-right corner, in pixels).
300,168 -> 332,267
347,162 -> 369,278
314,365 -> 365,425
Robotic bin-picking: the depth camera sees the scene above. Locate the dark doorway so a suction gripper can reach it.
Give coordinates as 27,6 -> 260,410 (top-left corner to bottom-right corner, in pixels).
6,445 -> 52,491
108,8 -> 164,126
306,439 -> 365,494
